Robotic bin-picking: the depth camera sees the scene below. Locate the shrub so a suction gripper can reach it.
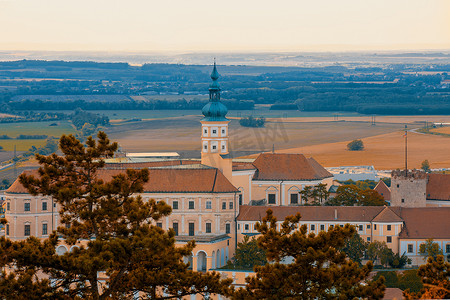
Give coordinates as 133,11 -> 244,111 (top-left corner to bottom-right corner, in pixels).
239,116 -> 265,128
347,139 -> 364,151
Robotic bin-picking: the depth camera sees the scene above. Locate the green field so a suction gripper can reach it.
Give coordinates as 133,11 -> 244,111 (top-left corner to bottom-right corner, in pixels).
0,120 -> 76,138
0,139 -> 47,151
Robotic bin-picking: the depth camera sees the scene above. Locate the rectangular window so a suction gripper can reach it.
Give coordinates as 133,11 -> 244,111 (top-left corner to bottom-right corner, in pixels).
320,224 -> 325,231
387,236 -> 392,243
239,194 -> 243,206
42,202 -> 47,211
42,223 -> 48,235
367,237 -> 371,242
237,224 -> 240,230
189,201 -> 195,210
290,193 -> 298,204
310,224 -> 315,231
359,225 -> 363,231
7,202 -> 10,211
226,223 -> 231,234
222,202 -> 226,210
229,202 -> 233,209
446,244 -> 450,253
24,202 -> 30,212
408,244 -> 413,253
24,224 -> 30,236
268,194 -> 276,204
206,222 -> 211,233
188,223 -> 194,236
173,223 -> 178,236
6,224 -> 9,235
172,201 -> 179,210
156,222 -> 162,228
367,224 -> 371,229
374,224 -> 377,230
244,224 -> 249,231
212,130 -> 217,134
206,201 -> 212,209
387,225 -> 391,231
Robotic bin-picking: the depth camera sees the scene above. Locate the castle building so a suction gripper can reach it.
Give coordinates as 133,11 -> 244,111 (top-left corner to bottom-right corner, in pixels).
4,62 -> 334,272
4,62 -> 450,279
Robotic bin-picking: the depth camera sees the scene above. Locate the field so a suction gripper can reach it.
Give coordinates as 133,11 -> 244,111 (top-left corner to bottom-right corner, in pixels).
430,126 -> 450,135
279,130 -> 450,170
106,114 -> 450,170
0,120 -> 75,138
106,115 -> 407,156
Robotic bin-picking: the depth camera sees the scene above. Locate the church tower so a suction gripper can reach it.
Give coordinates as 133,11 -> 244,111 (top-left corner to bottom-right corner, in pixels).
201,61 -> 232,179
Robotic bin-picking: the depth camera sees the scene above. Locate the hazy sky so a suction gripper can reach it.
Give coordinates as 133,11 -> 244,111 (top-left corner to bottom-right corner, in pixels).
0,0 -> 449,52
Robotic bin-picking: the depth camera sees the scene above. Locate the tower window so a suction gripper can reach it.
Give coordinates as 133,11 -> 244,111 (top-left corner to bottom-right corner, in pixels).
222,129 -> 225,134
212,145 -> 216,150
222,145 -> 225,149
401,199 -> 405,203
204,129 -> 207,134
226,223 -> 231,234
204,145 -> 207,149
212,130 -> 217,134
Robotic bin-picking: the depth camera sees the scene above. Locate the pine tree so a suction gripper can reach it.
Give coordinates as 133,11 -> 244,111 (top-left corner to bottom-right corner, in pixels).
0,132 -> 233,299
404,255 -> 450,299
232,209 -> 385,299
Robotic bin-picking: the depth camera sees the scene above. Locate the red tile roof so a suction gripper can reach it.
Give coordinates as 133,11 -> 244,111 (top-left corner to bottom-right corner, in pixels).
396,207 -> 450,239
7,168 -> 238,194
374,180 -> 391,201
232,162 -> 256,171
104,160 -> 199,169
252,153 -> 332,181
372,207 -> 402,223
426,174 -> 450,201
237,205 -> 385,222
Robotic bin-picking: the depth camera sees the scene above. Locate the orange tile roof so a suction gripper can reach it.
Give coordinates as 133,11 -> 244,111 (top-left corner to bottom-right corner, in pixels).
426,174 -> 450,201
252,153 -> 333,181
104,160 -> 199,169
237,205 -> 385,222
232,162 -> 256,171
396,207 -> 450,239
374,180 -> 391,201
7,167 -> 238,194
372,207 -> 402,223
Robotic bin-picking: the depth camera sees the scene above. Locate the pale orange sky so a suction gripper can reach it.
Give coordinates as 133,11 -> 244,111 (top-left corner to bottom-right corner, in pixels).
0,0 -> 449,52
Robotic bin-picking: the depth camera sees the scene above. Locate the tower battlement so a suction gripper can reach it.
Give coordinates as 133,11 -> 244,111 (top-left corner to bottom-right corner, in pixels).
391,169 -> 427,180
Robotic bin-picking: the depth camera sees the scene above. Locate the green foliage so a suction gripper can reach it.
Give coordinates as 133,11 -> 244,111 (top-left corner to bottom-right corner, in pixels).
239,116 -> 265,128
404,255 -> 450,299
374,270 -> 423,292
1,132 -> 233,299
388,252 -> 411,269
232,210 -> 386,299
70,108 -> 109,131
228,235 -> 267,270
340,179 -> 379,190
421,159 -> 431,173
342,232 -> 367,264
347,139 -> 364,151
367,241 -> 394,268
300,183 -> 329,205
327,185 -> 386,206
0,179 -> 10,190
419,239 -> 443,260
